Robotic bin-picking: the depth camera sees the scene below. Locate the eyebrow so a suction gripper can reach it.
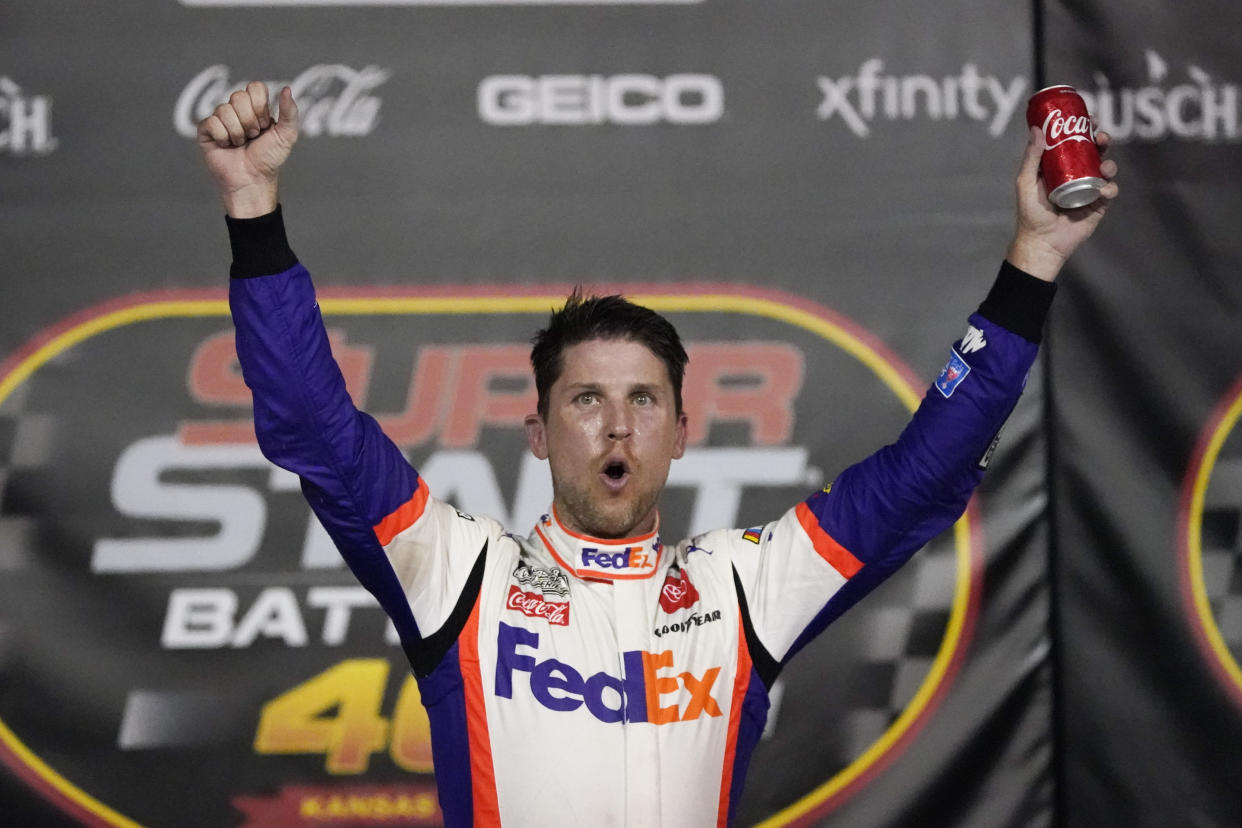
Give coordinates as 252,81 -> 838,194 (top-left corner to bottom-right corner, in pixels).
563,382 -> 661,396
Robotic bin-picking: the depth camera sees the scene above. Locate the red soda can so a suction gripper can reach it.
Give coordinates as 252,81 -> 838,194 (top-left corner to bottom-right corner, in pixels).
1026,85 -> 1104,209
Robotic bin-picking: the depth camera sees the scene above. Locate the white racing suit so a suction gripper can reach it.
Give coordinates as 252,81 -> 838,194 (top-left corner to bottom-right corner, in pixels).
226,207 -> 1054,827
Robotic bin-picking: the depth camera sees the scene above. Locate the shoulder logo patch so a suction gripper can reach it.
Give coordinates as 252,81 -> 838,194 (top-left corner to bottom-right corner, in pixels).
935,349 -> 971,398
960,324 -> 987,354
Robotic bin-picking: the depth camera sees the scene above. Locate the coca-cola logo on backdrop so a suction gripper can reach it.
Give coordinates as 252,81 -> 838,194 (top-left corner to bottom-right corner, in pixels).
179,0 -> 701,6
173,64 -> 390,139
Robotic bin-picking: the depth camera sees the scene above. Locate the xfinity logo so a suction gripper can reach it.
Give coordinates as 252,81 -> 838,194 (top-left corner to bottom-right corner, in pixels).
817,59 -> 1026,138
478,74 -> 724,126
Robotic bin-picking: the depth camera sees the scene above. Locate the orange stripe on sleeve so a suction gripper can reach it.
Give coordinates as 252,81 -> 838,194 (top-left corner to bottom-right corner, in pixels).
460,598 -> 501,826
716,617 -> 754,828
795,501 -> 864,579
372,477 -> 430,546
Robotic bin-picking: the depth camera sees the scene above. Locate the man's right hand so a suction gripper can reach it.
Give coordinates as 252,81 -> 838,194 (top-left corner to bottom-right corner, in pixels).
197,83 -> 300,219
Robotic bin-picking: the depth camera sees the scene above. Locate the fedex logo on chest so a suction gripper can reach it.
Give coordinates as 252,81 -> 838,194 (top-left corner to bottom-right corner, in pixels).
494,622 -> 723,725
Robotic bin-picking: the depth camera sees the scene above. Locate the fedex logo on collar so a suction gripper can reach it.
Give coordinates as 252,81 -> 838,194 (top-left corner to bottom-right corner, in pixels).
495,622 -> 722,724
581,546 -> 652,571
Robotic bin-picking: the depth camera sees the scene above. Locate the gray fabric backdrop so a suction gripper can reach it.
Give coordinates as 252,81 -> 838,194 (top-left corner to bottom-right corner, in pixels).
1,0 -> 1238,824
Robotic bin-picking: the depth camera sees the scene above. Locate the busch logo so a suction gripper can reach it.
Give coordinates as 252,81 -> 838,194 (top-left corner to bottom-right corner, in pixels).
174,64 -> 389,139
1040,108 -> 1094,149
507,585 -> 570,626
1081,50 -> 1241,143
817,59 -> 1026,138
0,77 -> 57,156
513,562 -> 569,597
659,570 -> 700,613
495,623 -> 722,724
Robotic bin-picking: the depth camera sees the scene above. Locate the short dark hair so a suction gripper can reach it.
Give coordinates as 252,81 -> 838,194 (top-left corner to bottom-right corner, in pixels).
530,290 -> 689,419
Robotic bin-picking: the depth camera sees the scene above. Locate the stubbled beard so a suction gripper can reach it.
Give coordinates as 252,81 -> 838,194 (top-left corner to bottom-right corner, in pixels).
553,482 -> 658,539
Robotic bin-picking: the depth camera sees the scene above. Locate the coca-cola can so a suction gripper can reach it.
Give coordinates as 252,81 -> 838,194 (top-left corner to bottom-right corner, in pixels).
1026,85 -> 1104,209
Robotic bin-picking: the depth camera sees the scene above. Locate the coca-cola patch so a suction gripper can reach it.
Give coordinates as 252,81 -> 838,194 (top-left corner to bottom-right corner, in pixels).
507,585 -> 570,626
659,570 -> 700,613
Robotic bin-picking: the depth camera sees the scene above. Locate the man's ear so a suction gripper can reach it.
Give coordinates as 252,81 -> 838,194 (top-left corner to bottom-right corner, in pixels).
672,411 -> 688,460
524,413 -> 549,460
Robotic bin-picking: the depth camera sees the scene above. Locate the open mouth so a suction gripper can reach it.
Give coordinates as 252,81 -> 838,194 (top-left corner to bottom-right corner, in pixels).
601,459 -> 630,489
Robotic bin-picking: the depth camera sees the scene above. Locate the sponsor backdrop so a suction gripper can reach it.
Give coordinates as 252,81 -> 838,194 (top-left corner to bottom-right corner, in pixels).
0,0 -> 1237,825
1042,1 -> 1242,826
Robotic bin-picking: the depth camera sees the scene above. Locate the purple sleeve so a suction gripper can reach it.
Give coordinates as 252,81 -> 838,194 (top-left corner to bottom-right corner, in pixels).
814,310 -> 1037,562
229,264 -> 422,533
227,219 -> 429,651
781,263 -> 1049,661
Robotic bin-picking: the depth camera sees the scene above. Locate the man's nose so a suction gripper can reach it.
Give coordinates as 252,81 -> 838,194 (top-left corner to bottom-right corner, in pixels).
606,403 -> 633,441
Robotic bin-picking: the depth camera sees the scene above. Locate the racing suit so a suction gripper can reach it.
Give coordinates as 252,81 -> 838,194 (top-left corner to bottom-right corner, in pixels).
226,207 -> 1055,828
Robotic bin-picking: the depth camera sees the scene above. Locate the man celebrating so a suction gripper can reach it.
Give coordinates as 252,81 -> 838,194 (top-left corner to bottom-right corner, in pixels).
199,83 -> 1116,827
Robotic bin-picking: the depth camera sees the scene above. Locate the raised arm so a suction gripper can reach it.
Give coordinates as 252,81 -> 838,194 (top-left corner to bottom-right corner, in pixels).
734,128 -> 1119,667
195,82 -> 410,531
197,86 -> 489,671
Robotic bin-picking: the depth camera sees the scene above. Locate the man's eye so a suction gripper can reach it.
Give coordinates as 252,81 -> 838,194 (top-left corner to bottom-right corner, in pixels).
633,393 -> 651,405
577,393 -> 597,405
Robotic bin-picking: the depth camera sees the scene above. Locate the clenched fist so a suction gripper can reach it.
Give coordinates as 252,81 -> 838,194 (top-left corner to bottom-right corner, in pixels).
197,82 -> 300,218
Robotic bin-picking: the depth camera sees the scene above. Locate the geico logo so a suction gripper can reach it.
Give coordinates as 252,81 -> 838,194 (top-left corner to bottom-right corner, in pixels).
495,622 -> 722,724
580,546 -> 650,570
478,74 -> 724,126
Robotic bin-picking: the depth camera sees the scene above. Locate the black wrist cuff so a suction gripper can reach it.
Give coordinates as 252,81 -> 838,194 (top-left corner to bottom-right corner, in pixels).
976,260 -> 1058,343
225,204 -> 299,279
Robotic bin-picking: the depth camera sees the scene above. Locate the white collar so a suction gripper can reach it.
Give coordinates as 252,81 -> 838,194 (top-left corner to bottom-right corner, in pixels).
531,507 -> 665,582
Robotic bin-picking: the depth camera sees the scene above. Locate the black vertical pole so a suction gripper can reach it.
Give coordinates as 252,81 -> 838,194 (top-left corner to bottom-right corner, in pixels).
1033,2 -> 1067,827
